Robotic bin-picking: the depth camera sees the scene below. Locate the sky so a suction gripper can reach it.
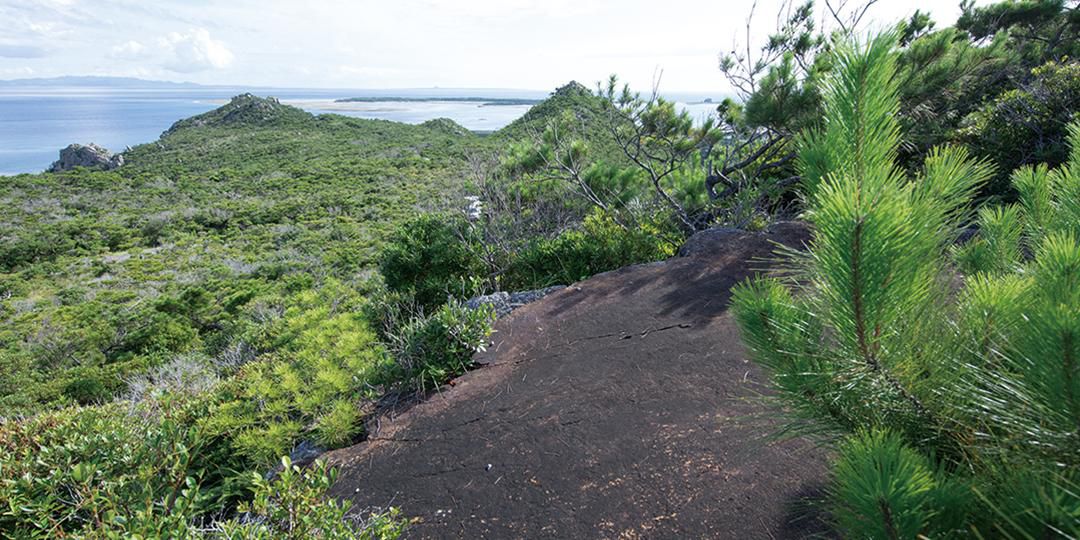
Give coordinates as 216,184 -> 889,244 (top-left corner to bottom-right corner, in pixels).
1,0 -> 987,93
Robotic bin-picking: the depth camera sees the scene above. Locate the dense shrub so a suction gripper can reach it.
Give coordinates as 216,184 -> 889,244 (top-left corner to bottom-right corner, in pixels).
214,458 -> 406,539
0,397 -> 240,537
203,282 -> 393,465
961,60 -> 1080,196
62,376 -> 109,405
377,298 -> 495,392
0,401 -> 404,539
503,209 -> 678,289
0,282 -> 409,536
733,33 -> 1079,537
0,98 -> 480,414
378,213 -> 484,310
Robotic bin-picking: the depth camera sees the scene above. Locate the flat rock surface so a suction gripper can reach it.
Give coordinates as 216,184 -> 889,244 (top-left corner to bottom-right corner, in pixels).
326,222 -> 832,539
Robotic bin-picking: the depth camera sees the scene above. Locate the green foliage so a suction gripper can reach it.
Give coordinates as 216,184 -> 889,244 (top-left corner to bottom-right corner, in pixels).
599,76 -> 722,231
957,0 -> 1080,63
203,282 -> 391,465
720,0 -> 826,136
727,0 -> 1077,201
0,282 -> 407,536
0,397 -> 239,538
961,60 -> 1080,194
797,32 -> 904,197
0,92 -> 488,414
733,32 -> 1079,537
216,457 -> 406,540
495,81 -> 609,145
378,213 -> 484,311
743,52 -> 823,135
895,26 -> 1014,171
0,403 -> 403,539
380,299 -> 495,393
503,209 -> 678,289
503,79 -> 723,232
831,430 -> 971,539
62,376 -> 110,405
952,204 -> 1024,274
0,81 -> 716,537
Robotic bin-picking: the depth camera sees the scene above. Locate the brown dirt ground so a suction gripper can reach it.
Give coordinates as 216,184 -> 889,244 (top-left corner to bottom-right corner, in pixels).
326,222 -> 833,539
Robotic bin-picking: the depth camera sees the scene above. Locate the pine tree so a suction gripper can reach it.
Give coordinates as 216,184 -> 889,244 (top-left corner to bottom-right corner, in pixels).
732,30 -> 1080,537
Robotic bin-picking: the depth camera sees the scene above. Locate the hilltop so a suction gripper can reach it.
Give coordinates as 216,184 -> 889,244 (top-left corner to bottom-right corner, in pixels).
419,117 -> 474,137
495,81 -> 605,140
164,94 -> 313,134
5,0 -> 1080,536
0,81 -> 681,536
328,223 -> 830,537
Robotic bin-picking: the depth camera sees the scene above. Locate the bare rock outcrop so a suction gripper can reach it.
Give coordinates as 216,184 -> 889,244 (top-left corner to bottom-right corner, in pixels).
48,143 -> 124,172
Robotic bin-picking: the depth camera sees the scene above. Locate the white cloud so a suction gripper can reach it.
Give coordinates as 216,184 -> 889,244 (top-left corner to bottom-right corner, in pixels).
0,0 -> 997,90
110,40 -> 148,60
159,29 -> 233,73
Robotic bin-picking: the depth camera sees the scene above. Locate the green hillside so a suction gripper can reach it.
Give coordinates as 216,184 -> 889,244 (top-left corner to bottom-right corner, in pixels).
0,95 -> 486,413
494,81 -> 603,140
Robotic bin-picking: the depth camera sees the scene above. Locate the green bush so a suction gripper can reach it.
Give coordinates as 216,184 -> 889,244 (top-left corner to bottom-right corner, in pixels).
961,60 -> 1080,197
0,397 -> 241,538
215,457 -> 406,540
0,401 -> 403,539
733,32 -> 1079,537
503,209 -> 677,290
381,299 -> 495,392
831,430 -> 970,538
203,282 -> 393,465
378,213 -> 484,310
62,376 -> 109,405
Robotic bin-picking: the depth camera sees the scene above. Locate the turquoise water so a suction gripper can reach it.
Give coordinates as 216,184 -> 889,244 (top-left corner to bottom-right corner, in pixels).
0,87 -> 718,175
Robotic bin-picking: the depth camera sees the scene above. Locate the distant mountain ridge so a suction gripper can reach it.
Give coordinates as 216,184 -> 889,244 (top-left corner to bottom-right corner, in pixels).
160,85 -> 595,140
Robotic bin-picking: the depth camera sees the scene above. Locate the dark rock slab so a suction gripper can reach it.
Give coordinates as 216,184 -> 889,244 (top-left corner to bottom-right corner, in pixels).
326,221 -> 829,538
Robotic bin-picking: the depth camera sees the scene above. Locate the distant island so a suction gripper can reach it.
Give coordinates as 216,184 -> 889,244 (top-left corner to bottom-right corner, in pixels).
335,96 -> 542,106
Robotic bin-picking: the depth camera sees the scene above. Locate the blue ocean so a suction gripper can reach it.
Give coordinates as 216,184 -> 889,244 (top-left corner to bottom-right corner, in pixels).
0,86 -> 718,175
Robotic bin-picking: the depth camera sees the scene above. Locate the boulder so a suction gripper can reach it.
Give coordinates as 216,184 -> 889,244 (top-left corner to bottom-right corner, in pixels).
678,221 -> 810,258
48,143 -> 124,172
508,286 -> 566,306
466,291 -> 511,317
676,227 -> 746,257
466,286 -> 566,318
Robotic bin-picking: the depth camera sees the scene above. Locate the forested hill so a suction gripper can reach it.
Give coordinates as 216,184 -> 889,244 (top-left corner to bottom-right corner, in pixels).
493,81 -> 603,139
